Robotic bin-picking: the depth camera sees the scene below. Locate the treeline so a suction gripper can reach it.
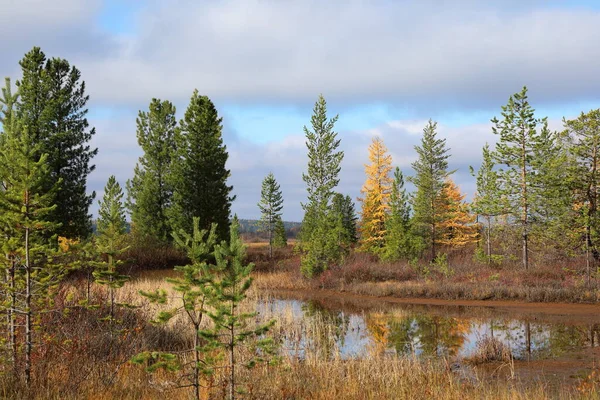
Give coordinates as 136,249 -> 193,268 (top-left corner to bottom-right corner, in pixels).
295,90 -> 600,283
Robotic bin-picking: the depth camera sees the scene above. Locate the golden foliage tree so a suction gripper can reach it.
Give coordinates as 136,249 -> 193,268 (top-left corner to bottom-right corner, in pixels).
358,137 -> 394,253
437,179 -> 478,247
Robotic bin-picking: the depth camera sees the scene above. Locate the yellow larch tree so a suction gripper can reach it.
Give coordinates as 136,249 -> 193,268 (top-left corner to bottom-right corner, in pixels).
437,178 -> 479,247
358,137 -> 394,253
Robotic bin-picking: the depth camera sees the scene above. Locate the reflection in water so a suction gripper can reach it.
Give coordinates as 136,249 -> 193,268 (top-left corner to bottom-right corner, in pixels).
259,298 -> 600,362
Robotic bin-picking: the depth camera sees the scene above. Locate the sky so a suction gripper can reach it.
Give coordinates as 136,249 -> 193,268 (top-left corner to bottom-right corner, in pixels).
1,0 -> 600,222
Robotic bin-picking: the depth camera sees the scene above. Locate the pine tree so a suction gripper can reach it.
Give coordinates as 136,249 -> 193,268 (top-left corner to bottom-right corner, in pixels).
492,86 -> 545,270
16,47 -> 97,239
332,193 -> 358,247
168,90 -> 234,242
202,220 -> 275,400
257,172 -> 284,258
0,77 -> 20,369
564,109 -> 600,285
134,218 -> 219,400
358,137 -> 393,254
382,167 -> 422,261
127,98 -> 177,242
437,179 -> 478,247
299,95 -> 344,277
409,120 -> 453,260
470,144 -> 507,263
272,217 -> 288,249
93,176 -> 129,322
0,118 -> 64,386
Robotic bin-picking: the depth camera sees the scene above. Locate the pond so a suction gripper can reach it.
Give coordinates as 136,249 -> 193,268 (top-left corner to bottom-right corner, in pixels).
257,291 -> 600,382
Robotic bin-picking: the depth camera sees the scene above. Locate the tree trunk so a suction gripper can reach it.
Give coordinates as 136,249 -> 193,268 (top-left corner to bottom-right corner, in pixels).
487,217 -> 492,264
229,301 -> 236,400
9,257 -> 16,371
194,324 -> 200,400
587,225 -> 592,287
25,226 -> 32,387
109,255 -> 114,322
269,219 -> 273,259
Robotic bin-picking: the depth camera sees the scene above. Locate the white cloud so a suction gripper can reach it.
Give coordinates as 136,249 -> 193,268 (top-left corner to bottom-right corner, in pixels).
65,0 -> 600,111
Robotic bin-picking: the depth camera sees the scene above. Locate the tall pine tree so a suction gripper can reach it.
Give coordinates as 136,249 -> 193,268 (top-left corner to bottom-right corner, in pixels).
16,47 -> 97,239
492,86 -> 545,270
168,90 -> 234,242
127,98 -> 177,242
409,120 -> 453,260
0,117 -> 64,386
299,95 -> 344,277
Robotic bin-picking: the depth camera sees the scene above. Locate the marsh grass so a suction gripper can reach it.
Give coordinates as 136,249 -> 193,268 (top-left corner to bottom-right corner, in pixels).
1,271 -> 598,399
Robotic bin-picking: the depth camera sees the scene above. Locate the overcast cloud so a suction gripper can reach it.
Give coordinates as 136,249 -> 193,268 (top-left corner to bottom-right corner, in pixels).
1,0 -> 598,221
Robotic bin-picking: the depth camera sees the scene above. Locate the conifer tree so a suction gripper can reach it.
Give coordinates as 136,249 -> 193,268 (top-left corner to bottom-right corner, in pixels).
16,47 -> 97,239
470,144 -> 506,263
492,86 -> 545,269
358,137 -> 393,254
332,193 -> 358,247
299,95 -> 344,277
133,218 -> 219,400
409,120 -> 453,260
272,217 -> 288,249
127,98 -> 177,242
0,77 -> 20,369
437,179 -> 478,247
382,167 -> 421,261
257,172 -> 284,258
564,110 -> 600,285
202,220 -> 275,400
0,118 -> 64,386
93,176 -> 129,322
168,90 -> 234,242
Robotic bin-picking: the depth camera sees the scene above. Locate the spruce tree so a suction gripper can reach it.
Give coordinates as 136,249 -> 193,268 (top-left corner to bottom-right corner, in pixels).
127,98 -> 177,242
409,120 -> 453,260
257,172 -> 284,258
16,47 -> 97,239
492,86 -> 545,270
299,95 -> 344,277
272,217 -> 288,249
382,167 -> 421,261
332,193 -> 358,247
168,90 -> 234,242
358,137 -> 393,254
93,176 -> 129,322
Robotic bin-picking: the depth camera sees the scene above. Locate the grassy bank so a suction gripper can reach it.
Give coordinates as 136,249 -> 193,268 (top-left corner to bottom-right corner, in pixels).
250,244 -> 600,304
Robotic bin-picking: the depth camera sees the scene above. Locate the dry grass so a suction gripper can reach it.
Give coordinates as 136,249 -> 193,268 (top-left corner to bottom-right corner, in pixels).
466,335 -> 514,365
2,264 -> 599,399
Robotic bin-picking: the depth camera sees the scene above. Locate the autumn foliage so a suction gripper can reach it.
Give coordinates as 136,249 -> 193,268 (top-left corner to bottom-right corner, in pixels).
358,137 -> 393,254
437,179 -> 478,247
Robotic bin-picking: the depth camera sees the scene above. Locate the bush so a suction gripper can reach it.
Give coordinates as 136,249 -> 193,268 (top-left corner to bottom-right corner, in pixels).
120,232 -> 187,271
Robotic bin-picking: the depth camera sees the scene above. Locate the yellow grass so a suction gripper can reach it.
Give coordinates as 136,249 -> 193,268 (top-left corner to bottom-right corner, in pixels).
3,271 -> 599,399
